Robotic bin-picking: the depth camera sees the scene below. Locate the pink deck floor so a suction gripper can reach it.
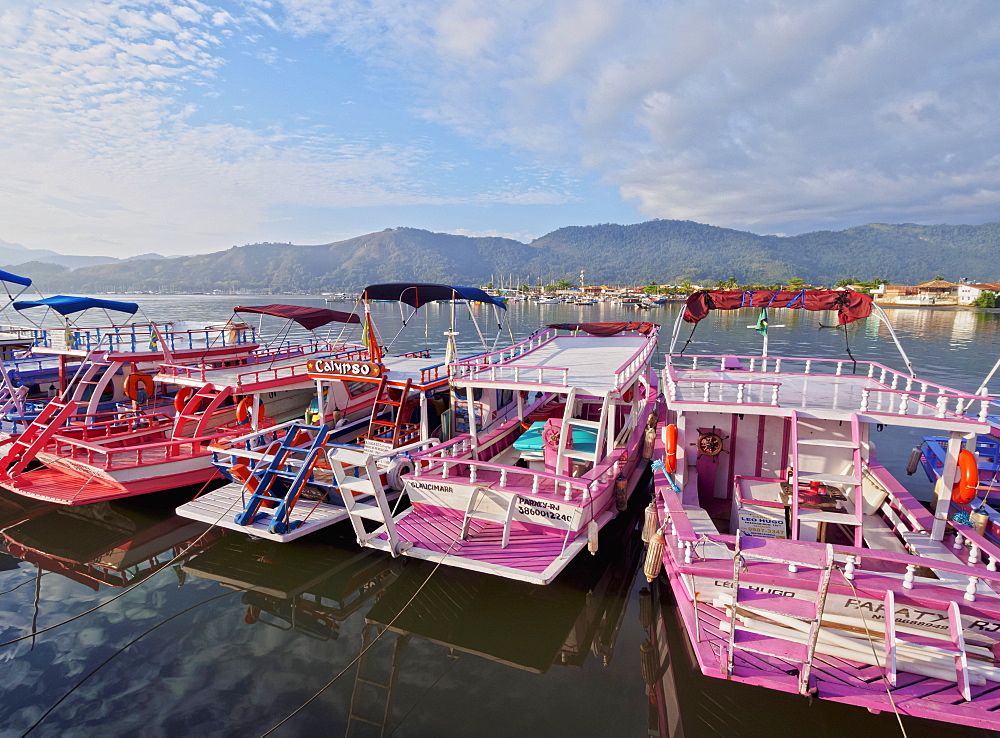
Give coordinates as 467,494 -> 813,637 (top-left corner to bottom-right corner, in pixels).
683,597 -> 1000,729
388,506 -> 571,574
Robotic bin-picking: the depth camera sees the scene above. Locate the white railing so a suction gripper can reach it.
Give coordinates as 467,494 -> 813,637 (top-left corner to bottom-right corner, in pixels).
665,353 -> 990,420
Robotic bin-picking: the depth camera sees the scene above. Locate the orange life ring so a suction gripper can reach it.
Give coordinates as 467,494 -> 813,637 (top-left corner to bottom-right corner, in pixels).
236,397 -> 265,424
664,424 -> 678,473
124,372 -> 154,402
623,387 -> 634,403
952,448 -> 979,505
173,387 -> 193,413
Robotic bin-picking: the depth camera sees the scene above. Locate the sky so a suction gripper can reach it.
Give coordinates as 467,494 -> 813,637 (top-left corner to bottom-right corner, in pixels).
2,1 -> 1000,258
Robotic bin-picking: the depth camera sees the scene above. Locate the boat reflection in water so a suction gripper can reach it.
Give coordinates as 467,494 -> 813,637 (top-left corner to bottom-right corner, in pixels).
341,501 -> 646,734
181,529 -> 401,640
0,492 -> 213,589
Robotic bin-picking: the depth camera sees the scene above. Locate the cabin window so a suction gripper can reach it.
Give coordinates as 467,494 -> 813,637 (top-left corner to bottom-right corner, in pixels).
346,380 -> 377,398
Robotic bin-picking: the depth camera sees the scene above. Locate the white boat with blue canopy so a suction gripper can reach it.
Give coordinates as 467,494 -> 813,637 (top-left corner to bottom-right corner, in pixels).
177,282 -> 515,543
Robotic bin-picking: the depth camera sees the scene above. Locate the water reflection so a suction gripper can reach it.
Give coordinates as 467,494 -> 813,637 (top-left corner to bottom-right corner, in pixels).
182,531 -> 399,641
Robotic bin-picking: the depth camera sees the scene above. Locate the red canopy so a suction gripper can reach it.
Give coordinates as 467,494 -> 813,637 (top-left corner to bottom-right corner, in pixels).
547,322 -> 657,336
234,304 -> 360,330
682,290 -> 872,326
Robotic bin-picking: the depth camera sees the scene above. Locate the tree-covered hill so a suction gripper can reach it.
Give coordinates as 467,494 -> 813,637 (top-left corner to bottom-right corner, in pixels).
7,220 -> 1000,293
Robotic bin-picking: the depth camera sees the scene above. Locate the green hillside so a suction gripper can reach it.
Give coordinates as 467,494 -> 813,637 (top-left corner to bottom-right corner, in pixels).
7,220 -> 1000,293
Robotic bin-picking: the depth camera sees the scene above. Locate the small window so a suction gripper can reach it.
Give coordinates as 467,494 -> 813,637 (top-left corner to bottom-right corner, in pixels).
346,380 -> 378,398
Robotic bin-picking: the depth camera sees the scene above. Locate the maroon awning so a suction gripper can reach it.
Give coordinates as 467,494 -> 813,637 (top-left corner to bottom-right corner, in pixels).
234,304 -> 361,330
547,322 -> 658,336
682,290 -> 872,326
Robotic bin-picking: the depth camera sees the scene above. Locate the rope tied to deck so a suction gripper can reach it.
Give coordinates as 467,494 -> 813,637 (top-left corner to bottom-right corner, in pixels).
836,565 -> 908,738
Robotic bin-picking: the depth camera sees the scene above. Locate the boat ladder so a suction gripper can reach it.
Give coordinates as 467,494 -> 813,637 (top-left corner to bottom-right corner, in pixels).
461,486 -> 519,548
232,424 -> 329,533
0,399 -> 84,477
790,410 -> 865,546
173,384 -> 233,438
0,366 -> 28,420
552,387 -> 611,473
328,445 -> 402,556
346,624 -> 409,737
366,376 -> 419,447
724,533 -> 834,696
884,590 -> 971,700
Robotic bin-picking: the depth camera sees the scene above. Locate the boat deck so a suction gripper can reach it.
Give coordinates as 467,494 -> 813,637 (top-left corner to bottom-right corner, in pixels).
509,336 -> 647,395
454,335 -> 650,395
669,365 -> 985,429
176,483 -> 353,542
0,467 -> 135,505
685,599 -> 1000,730
370,506 -> 615,585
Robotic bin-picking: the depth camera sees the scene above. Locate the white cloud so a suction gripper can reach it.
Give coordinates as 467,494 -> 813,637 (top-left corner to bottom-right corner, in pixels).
271,0 -> 1000,233
1,0 -> 550,257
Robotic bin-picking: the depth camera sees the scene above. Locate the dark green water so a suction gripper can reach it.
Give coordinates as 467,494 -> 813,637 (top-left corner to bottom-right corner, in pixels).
0,297 -> 998,737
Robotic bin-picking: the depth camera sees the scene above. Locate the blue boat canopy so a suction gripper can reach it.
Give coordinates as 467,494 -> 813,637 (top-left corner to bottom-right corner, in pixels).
361,283 -> 506,309
0,269 -> 31,288
13,295 -> 140,316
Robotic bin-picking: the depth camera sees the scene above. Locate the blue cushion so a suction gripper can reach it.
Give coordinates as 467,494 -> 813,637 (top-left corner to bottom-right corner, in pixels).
513,421 -> 598,454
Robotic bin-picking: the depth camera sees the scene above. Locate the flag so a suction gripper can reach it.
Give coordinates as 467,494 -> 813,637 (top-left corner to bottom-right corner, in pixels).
754,308 -> 768,337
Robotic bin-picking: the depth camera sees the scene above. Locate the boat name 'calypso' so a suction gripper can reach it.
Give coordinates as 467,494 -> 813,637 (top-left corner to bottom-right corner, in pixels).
307,359 -> 382,378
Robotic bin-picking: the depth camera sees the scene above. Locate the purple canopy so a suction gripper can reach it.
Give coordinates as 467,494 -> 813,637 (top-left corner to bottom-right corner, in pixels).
234,304 -> 360,330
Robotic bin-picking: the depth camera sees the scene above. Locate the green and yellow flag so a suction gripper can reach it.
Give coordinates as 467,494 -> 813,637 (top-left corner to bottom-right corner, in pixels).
754,308 -> 768,337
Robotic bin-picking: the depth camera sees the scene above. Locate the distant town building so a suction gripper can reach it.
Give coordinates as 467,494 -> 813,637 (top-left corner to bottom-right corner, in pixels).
873,281 -> 959,305
958,282 -> 1000,305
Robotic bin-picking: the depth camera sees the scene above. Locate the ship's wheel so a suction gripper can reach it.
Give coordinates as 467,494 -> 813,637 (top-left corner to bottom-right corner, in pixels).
693,426 -> 728,460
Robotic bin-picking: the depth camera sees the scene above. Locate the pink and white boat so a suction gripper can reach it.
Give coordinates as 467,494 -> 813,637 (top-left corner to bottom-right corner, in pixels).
0,302 -> 371,504
358,319 -> 660,585
647,289 -> 1000,731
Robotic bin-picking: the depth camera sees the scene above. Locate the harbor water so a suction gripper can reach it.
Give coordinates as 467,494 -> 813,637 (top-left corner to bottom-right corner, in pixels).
1,296 -> 999,737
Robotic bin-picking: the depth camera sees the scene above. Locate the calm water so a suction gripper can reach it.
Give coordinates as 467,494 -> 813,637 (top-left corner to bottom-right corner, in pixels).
1,297 -> 999,737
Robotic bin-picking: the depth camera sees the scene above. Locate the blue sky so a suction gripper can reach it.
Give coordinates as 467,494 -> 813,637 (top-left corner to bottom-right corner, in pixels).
2,1 -> 1000,258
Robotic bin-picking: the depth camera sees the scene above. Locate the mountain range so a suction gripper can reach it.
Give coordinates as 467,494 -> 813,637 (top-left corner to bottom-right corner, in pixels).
3,220 -> 999,293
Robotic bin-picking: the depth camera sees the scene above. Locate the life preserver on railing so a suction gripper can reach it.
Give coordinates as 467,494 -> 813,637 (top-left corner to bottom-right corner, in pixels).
664,424 -> 678,473
173,386 -> 193,413
236,397 -> 261,425
623,387 -> 634,403
124,372 -> 154,402
387,456 -> 413,491
952,448 -> 979,505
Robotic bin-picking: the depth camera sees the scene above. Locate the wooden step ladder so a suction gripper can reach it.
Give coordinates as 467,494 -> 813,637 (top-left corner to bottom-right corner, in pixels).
327,446 -> 402,556
0,399 -> 85,477
884,590 -> 971,700
725,533 -> 834,696
461,486 -> 519,548
172,384 -> 233,438
790,411 -> 865,546
365,377 -> 418,447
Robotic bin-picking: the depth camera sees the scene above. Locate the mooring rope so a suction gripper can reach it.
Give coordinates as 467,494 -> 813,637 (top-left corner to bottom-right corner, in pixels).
837,566 -> 908,738
260,497 -> 487,736
0,479 -> 243,650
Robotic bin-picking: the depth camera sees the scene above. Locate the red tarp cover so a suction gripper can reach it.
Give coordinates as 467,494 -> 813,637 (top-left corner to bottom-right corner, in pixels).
547,322 -> 658,336
234,304 -> 361,330
682,290 -> 872,326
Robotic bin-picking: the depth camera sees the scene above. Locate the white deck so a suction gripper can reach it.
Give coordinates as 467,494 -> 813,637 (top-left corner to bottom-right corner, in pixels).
470,335 -> 648,395
176,482 -> 352,542
380,355 -> 445,385
669,367 -> 986,431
